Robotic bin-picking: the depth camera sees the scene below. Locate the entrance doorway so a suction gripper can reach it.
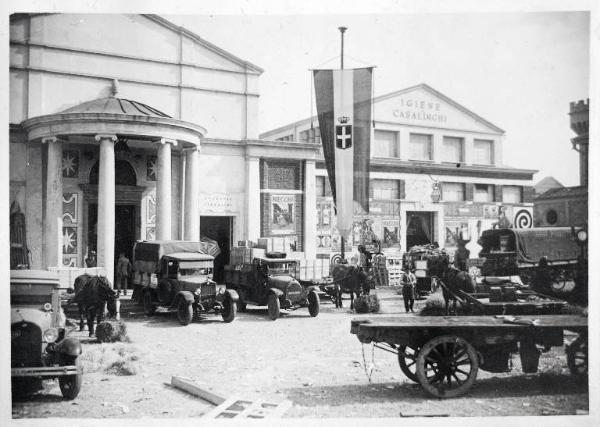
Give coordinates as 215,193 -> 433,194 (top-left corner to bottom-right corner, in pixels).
406,212 -> 434,249
200,216 -> 233,282
88,204 -> 137,269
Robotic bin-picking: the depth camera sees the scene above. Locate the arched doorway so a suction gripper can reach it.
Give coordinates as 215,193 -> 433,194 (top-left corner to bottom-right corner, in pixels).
406,212 -> 434,249
87,160 -> 141,265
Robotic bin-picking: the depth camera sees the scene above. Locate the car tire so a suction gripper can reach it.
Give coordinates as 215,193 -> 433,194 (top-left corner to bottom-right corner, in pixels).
221,294 -> 237,323
143,289 -> 156,315
267,293 -> 280,320
59,357 -> 82,400
308,290 -> 320,317
177,297 -> 193,326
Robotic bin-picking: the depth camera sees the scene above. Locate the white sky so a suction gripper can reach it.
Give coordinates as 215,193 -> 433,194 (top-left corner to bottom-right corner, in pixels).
169,11 -> 590,187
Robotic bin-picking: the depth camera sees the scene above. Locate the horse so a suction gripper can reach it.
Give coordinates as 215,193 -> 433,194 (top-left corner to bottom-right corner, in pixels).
330,264 -> 371,309
72,275 -> 118,337
428,255 -> 476,315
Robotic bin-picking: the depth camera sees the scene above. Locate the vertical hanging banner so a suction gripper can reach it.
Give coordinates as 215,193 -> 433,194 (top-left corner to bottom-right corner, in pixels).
313,67 -> 372,238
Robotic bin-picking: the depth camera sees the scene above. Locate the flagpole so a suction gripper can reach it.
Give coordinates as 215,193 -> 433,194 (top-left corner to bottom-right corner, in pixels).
338,26 -> 347,261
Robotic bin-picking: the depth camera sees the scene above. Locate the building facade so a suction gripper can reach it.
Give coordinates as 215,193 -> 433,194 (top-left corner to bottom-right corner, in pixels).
9,13 -> 320,281
533,99 -> 588,228
261,84 -> 537,258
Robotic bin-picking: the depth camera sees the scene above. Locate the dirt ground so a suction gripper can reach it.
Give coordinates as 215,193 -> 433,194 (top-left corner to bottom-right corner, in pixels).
12,287 -> 589,419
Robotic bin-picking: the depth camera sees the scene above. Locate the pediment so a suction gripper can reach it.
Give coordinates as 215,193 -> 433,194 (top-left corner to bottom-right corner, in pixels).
374,84 -> 503,134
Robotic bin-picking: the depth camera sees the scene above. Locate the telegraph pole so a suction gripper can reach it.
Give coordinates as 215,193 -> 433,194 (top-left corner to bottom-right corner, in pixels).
338,26 -> 347,260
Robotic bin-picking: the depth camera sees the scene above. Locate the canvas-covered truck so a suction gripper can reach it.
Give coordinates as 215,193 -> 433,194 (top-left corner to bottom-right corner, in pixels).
132,240 -> 238,325
224,253 -> 320,320
477,227 -> 584,294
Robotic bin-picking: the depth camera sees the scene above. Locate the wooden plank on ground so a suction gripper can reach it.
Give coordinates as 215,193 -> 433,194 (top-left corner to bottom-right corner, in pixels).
170,376 -> 226,405
203,396 -> 292,419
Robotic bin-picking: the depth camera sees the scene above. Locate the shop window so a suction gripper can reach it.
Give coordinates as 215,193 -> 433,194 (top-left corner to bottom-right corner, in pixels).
442,182 -> 466,202
502,186 -> 522,203
299,127 -> 321,144
474,184 -> 494,202
442,136 -> 464,163
373,130 -> 399,158
408,133 -> 432,161
370,179 -> 401,199
473,139 -> 494,165
545,209 -> 558,225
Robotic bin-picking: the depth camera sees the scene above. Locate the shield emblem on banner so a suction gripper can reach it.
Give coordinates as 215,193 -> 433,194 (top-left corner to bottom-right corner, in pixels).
335,124 -> 352,149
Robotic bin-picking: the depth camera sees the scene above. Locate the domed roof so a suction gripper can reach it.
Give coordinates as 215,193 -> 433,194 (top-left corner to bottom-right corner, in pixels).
60,96 -> 172,118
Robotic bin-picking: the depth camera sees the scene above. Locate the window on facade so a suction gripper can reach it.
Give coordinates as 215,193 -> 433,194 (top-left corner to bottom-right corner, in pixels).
315,176 -> 327,197
473,139 -> 494,165
442,136 -> 464,163
299,127 -> 321,144
373,130 -> 399,158
276,134 -> 294,142
442,182 -> 466,202
370,179 -> 401,199
473,184 -> 494,202
408,133 -> 432,161
502,186 -> 522,204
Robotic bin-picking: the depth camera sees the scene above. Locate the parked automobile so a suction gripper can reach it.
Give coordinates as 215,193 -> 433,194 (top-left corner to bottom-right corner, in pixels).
132,240 -> 238,325
225,253 -> 320,320
11,270 -> 83,399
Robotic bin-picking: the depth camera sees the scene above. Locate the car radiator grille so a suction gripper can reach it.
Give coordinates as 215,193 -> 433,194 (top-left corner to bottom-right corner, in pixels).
201,283 -> 216,297
11,322 -> 42,368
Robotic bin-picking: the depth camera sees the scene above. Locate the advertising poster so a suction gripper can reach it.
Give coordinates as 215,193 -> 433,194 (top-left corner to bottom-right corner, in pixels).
271,194 -> 295,234
382,219 -> 400,248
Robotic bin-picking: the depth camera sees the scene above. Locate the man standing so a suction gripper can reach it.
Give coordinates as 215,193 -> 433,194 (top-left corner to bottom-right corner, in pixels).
401,268 -> 417,313
115,252 -> 132,296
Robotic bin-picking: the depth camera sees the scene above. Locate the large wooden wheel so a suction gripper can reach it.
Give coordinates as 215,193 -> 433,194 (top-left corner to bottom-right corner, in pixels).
416,334 -> 479,398
397,345 -> 419,383
566,335 -> 588,377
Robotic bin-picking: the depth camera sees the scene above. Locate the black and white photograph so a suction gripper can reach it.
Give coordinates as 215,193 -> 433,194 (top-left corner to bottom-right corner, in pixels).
2,0 -> 597,424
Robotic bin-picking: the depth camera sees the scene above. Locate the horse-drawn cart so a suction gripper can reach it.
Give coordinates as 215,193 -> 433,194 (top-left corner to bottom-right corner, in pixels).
350,314 -> 587,398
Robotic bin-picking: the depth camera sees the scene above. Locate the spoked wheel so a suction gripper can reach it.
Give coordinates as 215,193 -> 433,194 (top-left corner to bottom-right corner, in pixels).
397,345 -> 420,383
416,335 -> 479,398
177,298 -> 193,326
566,335 -> 588,377
267,293 -> 280,320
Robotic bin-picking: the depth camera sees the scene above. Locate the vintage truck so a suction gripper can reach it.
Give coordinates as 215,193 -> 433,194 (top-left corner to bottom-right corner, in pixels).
132,240 -> 238,325
224,253 -> 320,320
477,227 -> 585,294
11,270 -> 83,399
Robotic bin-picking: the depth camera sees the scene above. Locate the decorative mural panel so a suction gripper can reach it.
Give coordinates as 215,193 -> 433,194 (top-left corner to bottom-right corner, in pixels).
62,226 -> 78,254
62,193 -> 78,224
62,150 -> 79,178
147,194 -> 156,224
513,208 -> 533,228
271,195 -> 295,234
63,257 -> 77,267
146,227 -> 155,241
146,156 -> 157,181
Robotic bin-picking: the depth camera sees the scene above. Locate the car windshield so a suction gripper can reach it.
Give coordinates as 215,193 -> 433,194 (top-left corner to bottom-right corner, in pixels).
267,262 -> 296,276
10,282 -> 55,305
179,267 -> 213,277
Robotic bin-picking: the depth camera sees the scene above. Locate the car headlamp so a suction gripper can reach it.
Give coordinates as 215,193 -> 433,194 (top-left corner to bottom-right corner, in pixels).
576,229 -> 587,243
43,328 -> 59,343
194,288 -> 202,296
43,303 -> 52,311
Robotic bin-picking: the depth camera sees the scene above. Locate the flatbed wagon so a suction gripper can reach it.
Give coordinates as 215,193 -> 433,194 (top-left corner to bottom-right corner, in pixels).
350,314 -> 587,398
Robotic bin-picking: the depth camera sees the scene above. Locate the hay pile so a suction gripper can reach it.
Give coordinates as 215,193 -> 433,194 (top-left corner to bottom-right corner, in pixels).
419,292 -> 467,316
96,319 -> 128,343
354,294 -> 380,313
80,343 -> 142,376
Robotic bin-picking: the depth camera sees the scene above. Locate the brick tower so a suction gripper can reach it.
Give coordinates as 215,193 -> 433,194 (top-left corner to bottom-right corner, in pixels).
569,99 -> 589,187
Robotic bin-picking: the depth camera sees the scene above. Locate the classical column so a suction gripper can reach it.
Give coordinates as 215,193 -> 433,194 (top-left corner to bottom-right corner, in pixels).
95,134 -> 116,283
245,156 -> 261,242
184,147 -> 200,241
303,160 -> 317,259
156,138 -> 176,240
42,136 -> 63,269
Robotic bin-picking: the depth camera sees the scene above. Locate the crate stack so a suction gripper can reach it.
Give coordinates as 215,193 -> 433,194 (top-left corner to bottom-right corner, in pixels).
230,246 -> 253,265
385,256 -> 404,286
371,254 -> 388,287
